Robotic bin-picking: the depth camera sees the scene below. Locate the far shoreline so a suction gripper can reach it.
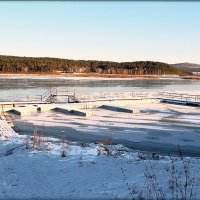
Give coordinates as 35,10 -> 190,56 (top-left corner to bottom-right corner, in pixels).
0,72 -> 199,80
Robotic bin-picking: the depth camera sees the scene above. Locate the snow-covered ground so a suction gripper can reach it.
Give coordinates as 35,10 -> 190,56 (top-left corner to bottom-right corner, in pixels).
0,129 -> 200,199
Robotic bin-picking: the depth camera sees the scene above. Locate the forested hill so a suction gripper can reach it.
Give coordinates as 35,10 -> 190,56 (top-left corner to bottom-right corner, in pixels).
172,62 -> 200,73
0,55 -> 188,75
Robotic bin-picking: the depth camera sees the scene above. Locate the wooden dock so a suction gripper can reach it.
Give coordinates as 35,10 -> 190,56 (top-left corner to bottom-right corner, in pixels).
157,92 -> 200,107
158,92 -> 200,102
76,91 -> 200,106
0,89 -> 199,107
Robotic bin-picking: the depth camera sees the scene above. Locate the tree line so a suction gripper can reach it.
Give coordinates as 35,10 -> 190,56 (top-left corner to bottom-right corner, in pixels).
0,55 -> 188,75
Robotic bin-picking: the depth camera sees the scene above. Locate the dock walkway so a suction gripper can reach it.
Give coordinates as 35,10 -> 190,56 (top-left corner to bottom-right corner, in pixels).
76,91 -> 200,105
0,89 -> 199,107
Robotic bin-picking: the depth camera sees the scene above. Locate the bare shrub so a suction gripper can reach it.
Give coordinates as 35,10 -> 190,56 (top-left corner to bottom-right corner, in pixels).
24,136 -> 31,149
101,136 -> 113,145
142,161 -> 165,199
61,139 -> 71,157
121,147 -> 196,199
139,157 -> 195,200
39,134 -> 44,144
37,134 -> 45,151
120,166 -> 135,200
31,128 -> 48,151
78,151 -> 84,167
32,128 -> 38,150
167,146 -> 196,200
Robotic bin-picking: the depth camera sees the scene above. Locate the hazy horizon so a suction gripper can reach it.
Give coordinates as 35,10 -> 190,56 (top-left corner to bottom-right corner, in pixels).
0,2 -> 200,64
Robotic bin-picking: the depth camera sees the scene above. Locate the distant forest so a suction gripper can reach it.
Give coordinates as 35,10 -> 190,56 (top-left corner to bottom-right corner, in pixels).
172,62 -> 200,73
0,55 -> 188,75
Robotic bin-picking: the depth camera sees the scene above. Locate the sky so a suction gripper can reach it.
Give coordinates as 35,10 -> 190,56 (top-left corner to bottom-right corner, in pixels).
0,2 -> 200,64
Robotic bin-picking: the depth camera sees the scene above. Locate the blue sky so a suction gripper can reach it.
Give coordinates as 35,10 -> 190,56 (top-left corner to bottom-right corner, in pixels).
0,2 -> 200,64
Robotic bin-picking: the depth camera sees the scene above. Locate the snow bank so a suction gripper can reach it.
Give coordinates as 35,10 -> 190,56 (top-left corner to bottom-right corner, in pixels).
0,134 -> 199,199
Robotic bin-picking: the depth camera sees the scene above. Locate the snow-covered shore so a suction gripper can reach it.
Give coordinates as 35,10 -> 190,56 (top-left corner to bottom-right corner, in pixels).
0,127 -> 200,199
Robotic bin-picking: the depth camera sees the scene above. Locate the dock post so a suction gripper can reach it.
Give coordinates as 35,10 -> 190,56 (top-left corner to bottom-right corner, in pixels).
55,89 -> 58,102
74,90 -> 76,102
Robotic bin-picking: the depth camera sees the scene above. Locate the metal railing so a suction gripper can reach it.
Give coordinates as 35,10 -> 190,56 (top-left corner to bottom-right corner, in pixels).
0,95 -> 39,103
0,89 -> 199,104
40,88 -> 57,102
158,92 -> 200,103
75,92 -> 153,102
